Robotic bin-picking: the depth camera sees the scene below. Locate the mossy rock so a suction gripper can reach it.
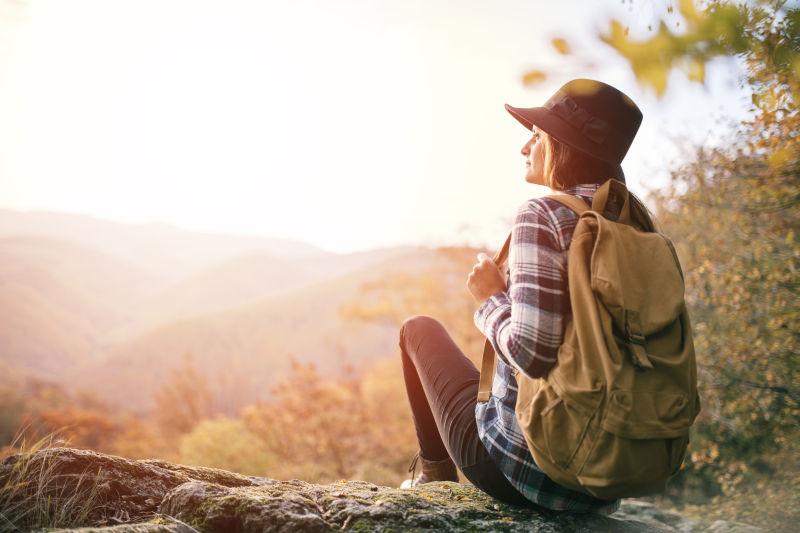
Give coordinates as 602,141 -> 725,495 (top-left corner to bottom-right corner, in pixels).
2,447 -> 761,532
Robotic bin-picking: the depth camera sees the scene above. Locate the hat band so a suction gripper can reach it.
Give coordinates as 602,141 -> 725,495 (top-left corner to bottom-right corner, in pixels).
545,94 -> 609,145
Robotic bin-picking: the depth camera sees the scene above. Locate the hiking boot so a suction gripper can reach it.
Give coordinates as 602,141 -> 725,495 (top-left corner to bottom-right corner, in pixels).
399,450 -> 459,489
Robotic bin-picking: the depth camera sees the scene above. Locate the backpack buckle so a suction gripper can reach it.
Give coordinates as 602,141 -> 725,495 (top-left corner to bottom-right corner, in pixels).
625,310 -> 654,370
627,328 -> 646,345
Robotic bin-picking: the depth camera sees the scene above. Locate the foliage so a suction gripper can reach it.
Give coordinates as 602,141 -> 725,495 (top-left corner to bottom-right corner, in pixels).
672,431 -> 800,532
241,358 -> 417,485
0,386 -> 27,448
242,359 -> 368,480
602,0 -> 799,99
354,356 -> 421,486
526,0 -> 800,101
152,352 -> 216,442
109,415 -> 171,461
650,127 -> 799,500
0,378 -> 127,459
178,417 -> 274,476
600,0 -> 751,96
338,247 -> 493,368
36,406 -> 117,452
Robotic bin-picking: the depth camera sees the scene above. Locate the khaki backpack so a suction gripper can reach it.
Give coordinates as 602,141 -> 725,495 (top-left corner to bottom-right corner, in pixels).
477,178 -> 701,500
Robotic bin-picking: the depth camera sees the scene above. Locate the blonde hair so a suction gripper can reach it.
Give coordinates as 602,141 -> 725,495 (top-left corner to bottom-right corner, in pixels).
538,128 -> 659,233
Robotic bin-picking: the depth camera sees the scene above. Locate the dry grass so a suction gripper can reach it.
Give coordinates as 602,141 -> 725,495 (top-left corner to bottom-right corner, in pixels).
0,425 -> 105,532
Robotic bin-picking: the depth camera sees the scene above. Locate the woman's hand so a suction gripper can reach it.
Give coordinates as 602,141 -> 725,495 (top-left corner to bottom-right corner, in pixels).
467,253 -> 507,306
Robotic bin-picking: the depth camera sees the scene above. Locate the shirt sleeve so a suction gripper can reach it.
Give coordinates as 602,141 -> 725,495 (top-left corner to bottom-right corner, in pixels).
473,198 -> 568,379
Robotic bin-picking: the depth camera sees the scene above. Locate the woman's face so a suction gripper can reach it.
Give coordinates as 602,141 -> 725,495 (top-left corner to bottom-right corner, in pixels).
521,127 -> 545,186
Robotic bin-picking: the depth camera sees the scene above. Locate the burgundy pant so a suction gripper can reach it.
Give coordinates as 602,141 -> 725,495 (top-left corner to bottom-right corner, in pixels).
399,314 -> 532,506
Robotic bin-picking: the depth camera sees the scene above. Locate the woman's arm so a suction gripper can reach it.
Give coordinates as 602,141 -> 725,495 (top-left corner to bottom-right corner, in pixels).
473,198 -> 568,379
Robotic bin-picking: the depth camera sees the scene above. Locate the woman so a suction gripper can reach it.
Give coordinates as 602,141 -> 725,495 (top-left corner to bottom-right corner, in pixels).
397,79 -> 658,514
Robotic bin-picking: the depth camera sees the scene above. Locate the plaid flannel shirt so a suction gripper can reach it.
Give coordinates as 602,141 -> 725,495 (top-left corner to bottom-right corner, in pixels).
473,182 -> 622,514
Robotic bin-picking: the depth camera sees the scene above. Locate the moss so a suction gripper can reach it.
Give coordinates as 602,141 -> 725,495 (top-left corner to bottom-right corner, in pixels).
346,518 -> 384,532
178,492 -> 218,529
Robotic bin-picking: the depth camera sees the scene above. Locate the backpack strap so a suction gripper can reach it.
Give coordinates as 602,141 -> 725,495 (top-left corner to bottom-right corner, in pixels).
477,339 -> 497,402
477,231 -> 512,403
592,178 -> 632,225
547,193 -> 592,215
624,309 -> 655,369
549,179 -> 634,225
493,230 -> 512,266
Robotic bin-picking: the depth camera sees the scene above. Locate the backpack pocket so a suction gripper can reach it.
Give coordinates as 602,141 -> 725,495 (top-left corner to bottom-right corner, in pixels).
602,389 -> 693,439
516,375 -> 605,471
574,390 -> 693,498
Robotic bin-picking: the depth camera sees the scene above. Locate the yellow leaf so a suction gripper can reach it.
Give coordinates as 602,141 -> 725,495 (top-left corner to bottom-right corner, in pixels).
767,145 -> 793,169
678,0 -> 702,26
521,69 -> 547,86
687,57 -> 705,83
551,37 -> 571,55
635,61 -> 669,97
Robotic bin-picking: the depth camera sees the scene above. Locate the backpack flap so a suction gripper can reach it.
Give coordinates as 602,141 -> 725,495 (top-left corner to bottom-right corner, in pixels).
589,216 -> 686,368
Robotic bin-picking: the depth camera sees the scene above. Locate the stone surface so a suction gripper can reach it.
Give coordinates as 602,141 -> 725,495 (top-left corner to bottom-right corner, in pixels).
44,522 -> 192,533
2,447 -> 762,532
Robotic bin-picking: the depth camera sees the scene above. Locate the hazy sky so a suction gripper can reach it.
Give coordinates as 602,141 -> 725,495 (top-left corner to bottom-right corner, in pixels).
0,0 -> 753,254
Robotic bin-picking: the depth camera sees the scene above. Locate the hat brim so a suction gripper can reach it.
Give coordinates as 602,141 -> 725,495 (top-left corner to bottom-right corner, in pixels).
504,103 -> 623,174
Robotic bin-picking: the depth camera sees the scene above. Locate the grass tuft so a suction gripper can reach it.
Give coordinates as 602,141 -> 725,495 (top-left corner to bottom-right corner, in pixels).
0,423 -> 106,532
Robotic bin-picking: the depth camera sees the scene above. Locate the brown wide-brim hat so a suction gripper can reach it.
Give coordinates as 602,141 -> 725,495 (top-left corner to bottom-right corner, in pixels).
505,78 -> 642,172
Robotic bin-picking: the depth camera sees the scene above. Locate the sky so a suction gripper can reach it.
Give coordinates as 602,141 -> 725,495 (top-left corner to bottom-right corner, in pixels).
0,0 -> 754,254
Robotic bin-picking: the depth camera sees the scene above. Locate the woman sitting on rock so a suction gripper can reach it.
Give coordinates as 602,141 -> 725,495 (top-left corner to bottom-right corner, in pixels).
398,79 -> 656,514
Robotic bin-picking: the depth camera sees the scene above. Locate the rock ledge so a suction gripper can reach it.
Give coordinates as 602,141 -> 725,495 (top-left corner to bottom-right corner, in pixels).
0,447 -> 760,532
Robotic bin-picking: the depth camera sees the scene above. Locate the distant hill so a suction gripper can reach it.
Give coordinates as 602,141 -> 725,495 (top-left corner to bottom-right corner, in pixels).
0,208 -> 330,284
65,246 -> 444,414
0,236 -> 156,379
105,244 -> 421,343
0,208 -> 439,411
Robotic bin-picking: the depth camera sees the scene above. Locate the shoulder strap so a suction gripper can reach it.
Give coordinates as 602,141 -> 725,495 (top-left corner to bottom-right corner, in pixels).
547,193 -> 592,215
548,179 -> 634,226
493,231 -> 512,266
477,340 -> 497,402
477,230 -> 512,402
490,193 -> 589,266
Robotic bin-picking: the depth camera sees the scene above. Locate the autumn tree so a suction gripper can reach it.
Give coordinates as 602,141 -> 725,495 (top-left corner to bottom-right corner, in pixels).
241,359 -> 370,481
110,415 -> 169,460
178,416 -> 275,476
152,352 -> 216,442
36,406 -> 117,452
240,356 -> 418,485
1,379 -> 120,455
338,246 -> 495,367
